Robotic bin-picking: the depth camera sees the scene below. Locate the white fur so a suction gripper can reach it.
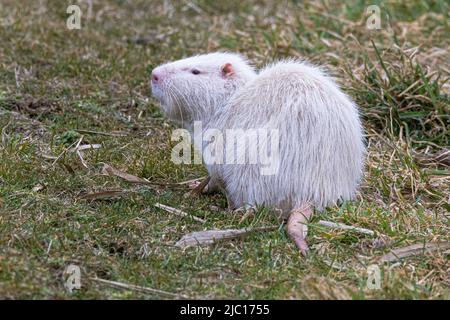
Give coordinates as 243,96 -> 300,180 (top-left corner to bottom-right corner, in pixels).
152,53 -> 366,213
151,52 -> 256,132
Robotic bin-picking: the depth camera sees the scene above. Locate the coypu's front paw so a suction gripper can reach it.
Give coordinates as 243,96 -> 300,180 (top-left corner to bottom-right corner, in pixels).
188,176 -> 211,194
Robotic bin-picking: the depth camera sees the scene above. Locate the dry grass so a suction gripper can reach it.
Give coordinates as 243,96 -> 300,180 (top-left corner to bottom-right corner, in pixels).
0,0 -> 448,299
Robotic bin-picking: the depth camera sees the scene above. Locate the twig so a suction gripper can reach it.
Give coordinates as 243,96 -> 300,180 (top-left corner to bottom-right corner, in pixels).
176,176 -> 208,185
74,135 -> 84,149
76,149 -> 89,168
76,145 -> 102,168
73,144 -> 102,151
40,154 -> 58,160
101,163 -> 186,189
317,220 -> 375,236
74,136 -> 88,168
90,277 -> 187,299
182,0 -> 204,14
154,203 -> 206,224
46,239 -> 53,255
176,226 -> 277,248
379,242 -> 450,263
51,137 -> 83,166
80,189 -> 130,200
74,129 -> 128,137
1,120 -> 11,145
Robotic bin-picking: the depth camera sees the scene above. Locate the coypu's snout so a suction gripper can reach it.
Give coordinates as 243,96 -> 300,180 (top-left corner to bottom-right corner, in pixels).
151,67 -> 168,87
151,68 -> 165,84
150,67 -> 168,103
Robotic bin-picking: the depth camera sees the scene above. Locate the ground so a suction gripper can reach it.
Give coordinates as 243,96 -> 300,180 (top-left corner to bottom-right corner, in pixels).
0,0 -> 449,299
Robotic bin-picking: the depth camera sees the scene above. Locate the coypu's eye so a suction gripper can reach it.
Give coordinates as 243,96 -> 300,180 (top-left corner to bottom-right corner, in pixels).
191,69 -> 201,75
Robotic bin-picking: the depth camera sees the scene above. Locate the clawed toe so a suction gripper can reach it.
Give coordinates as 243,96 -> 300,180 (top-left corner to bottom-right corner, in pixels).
292,236 -> 309,256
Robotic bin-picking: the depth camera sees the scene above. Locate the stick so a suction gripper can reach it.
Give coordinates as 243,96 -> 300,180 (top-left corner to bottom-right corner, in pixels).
176,176 -> 208,185
380,242 -> 450,263
90,277 -> 187,299
317,220 -> 375,236
73,144 -> 102,151
154,203 -> 206,224
76,150 -> 89,168
76,145 -> 102,169
51,137 -> 83,166
74,129 -> 128,137
176,226 -> 277,248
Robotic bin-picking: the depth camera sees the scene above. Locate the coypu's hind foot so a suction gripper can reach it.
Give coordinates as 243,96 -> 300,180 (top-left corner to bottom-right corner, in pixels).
287,205 -> 313,256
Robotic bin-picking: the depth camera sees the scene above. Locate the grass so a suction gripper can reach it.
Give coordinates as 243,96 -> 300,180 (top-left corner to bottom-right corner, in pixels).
0,0 -> 449,299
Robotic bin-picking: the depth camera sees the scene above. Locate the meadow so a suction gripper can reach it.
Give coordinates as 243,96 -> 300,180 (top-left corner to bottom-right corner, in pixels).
0,0 -> 448,299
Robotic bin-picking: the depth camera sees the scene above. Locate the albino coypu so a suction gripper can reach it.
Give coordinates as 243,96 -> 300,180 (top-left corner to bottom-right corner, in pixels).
151,52 -> 365,255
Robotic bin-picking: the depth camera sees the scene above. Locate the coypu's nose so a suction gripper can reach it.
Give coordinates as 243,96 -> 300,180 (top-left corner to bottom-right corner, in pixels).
151,69 -> 164,84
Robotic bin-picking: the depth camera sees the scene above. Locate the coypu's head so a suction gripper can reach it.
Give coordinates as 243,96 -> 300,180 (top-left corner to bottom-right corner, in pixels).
151,52 -> 256,128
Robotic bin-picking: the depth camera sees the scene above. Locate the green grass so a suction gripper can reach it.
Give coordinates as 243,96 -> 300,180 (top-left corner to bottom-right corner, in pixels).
0,0 -> 448,299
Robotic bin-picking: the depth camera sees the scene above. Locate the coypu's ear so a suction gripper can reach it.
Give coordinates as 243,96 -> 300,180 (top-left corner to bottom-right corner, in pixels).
221,63 -> 234,78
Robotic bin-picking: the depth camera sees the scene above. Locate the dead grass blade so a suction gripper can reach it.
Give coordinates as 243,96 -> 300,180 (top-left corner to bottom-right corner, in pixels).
80,189 -> 129,200
101,163 -> 186,189
102,163 -> 149,184
73,139 -> 102,169
380,242 -> 450,263
75,129 -> 128,137
90,277 -> 187,299
49,138 -> 101,169
40,154 -> 58,160
175,226 -> 277,248
51,136 -> 84,166
76,150 -> 88,169
154,203 -> 206,223
414,148 -> 450,168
